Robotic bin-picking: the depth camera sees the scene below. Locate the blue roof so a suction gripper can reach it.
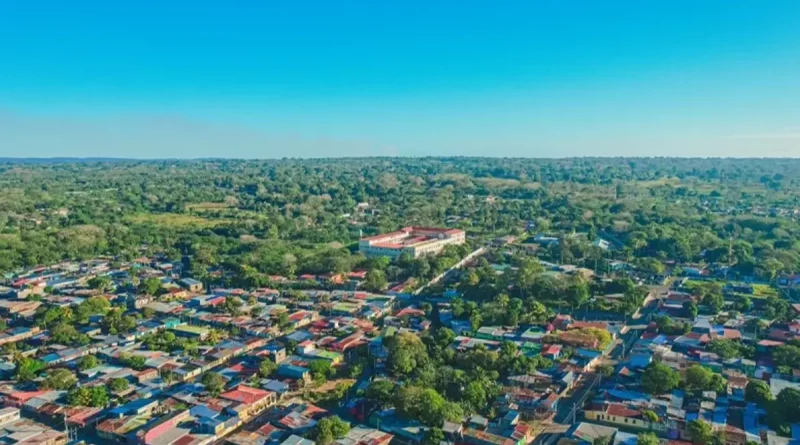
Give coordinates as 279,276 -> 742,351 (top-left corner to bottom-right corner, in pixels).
191,405 -> 221,419
575,348 -> 601,359
41,353 -> 60,363
109,398 -> 158,416
285,330 -> 313,342
263,380 -> 290,392
607,389 -> 649,402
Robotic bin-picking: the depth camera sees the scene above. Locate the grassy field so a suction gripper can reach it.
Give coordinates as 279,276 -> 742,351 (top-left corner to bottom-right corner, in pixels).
752,284 -> 778,297
185,202 -> 231,211
127,213 -> 225,228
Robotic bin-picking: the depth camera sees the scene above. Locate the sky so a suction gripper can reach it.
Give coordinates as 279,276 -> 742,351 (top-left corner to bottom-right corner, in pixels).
1,1 -> 799,158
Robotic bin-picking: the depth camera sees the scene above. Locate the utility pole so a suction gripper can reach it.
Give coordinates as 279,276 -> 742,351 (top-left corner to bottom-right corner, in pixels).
572,402 -> 577,424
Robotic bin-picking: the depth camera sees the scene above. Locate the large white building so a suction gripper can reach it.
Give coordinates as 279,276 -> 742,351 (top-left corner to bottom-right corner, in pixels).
359,226 -> 466,259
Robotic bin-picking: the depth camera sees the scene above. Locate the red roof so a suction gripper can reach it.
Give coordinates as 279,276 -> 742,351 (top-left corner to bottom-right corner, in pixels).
542,345 -> 562,355
173,435 -> 196,445
220,385 -> 274,405
606,404 -> 641,418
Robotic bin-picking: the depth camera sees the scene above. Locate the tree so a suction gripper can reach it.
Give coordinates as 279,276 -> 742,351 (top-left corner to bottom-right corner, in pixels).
593,437 -> 612,445
463,381 -> 487,412
119,353 -> 147,370
201,372 -> 226,397
138,277 -> 162,295
637,433 -> 659,445
365,380 -> 395,409
642,362 -> 680,394
683,301 -> 698,319
77,355 -> 100,371
88,275 -> 113,292
109,378 -> 130,392
707,339 -> 746,360
309,360 -> 334,384
425,427 -> 445,445
684,365 -> 727,393
773,345 -> 800,370
641,410 -> 659,423
14,356 -> 45,382
223,296 -> 244,316
363,269 -> 388,292
745,380 -> 773,406
259,358 -> 277,378
776,388 -> 800,423
67,386 -> 109,407
687,420 -> 714,445
386,332 -> 429,377
596,365 -> 614,378
312,416 -> 350,445
41,368 -> 78,390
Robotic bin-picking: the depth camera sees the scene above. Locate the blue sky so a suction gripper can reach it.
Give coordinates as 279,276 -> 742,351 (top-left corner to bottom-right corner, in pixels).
1,1 -> 799,158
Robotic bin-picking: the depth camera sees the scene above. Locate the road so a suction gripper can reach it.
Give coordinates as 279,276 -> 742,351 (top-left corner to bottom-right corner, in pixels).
544,285 -> 665,442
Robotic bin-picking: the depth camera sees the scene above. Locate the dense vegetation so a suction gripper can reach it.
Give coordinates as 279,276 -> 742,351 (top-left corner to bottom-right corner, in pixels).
2,158 -> 800,290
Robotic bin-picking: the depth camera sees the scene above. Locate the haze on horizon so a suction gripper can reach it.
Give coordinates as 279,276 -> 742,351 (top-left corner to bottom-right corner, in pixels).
1,1 -> 799,159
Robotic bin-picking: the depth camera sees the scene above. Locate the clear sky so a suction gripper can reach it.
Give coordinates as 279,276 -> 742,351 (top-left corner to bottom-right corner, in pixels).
1,1 -> 799,158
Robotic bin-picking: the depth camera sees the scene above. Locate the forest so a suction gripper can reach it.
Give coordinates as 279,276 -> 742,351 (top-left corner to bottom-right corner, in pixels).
1,157 -> 800,288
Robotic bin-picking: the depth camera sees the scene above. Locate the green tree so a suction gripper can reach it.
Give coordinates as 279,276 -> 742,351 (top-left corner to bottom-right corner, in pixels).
386,332 -> 429,376
463,381 -> 487,412
138,277 -> 163,295
312,416 -> 350,445
776,388 -> 800,423
684,365 -> 727,393
641,410 -> 659,423
642,362 -> 680,394
259,358 -> 277,378
687,420 -> 714,445
41,368 -> 78,390
67,386 -> 109,407
363,269 -> 388,292
637,433 -> 659,445
425,427 -> 445,445
77,355 -> 100,371
201,372 -> 226,397
109,378 -> 130,392
88,276 -> 113,292
745,380 -> 773,406
309,360 -> 334,384
366,380 -> 395,409
15,357 -> 45,381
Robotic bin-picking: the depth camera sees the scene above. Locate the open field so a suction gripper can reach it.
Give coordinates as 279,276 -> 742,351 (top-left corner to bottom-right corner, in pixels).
126,213 -> 226,228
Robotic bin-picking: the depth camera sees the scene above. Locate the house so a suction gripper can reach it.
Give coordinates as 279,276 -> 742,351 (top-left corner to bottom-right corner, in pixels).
277,364 -> 311,386
220,385 -> 277,421
180,278 -> 204,293
283,435 -> 316,445
170,324 -> 211,340
334,426 -> 393,445
542,345 -> 562,360
584,402 -> 667,433
567,422 -> 619,445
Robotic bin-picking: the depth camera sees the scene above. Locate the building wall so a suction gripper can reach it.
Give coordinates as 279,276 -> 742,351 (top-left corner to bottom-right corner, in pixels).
0,408 -> 20,424
584,411 -> 667,433
359,228 -> 465,259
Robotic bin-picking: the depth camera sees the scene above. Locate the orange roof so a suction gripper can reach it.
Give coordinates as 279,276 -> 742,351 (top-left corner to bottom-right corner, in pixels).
606,404 -> 640,418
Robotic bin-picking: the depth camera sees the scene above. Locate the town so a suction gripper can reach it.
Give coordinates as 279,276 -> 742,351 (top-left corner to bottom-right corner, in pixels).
1,222 -> 799,445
